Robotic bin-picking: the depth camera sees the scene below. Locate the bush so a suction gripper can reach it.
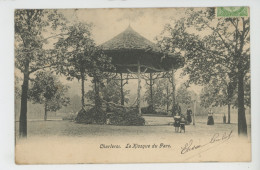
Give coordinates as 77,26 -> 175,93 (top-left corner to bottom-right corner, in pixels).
75,107 -> 145,126
110,108 -> 145,126
75,107 -> 106,124
141,105 -> 157,114
92,107 -> 106,124
75,108 -> 94,124
62,113 -> 77,121
156,111 -> 169,115
141,106 -> 169,115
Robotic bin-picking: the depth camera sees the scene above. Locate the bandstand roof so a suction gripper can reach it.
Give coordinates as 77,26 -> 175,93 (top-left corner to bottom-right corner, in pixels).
101,25 -> 160,52
100,25 -> 184,73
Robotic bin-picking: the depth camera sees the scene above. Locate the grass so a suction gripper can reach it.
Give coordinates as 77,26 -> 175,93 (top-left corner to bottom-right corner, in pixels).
15,115 -> 251,139
15,115 -> 251,163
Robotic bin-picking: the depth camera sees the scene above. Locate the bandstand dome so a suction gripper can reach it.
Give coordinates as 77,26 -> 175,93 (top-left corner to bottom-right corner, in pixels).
100,25 -> 184,73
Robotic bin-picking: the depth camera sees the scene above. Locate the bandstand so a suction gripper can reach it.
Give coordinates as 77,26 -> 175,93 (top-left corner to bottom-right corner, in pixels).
100,25 -> 184,115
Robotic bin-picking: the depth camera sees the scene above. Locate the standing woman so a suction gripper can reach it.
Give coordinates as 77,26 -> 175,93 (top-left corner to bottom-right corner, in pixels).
186,106 -> 192,125
207,108 -> 214,125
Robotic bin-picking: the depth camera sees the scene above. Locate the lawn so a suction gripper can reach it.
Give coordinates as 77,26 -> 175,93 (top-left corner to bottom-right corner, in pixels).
15,114 -> 251,139
15,115 -> 251,164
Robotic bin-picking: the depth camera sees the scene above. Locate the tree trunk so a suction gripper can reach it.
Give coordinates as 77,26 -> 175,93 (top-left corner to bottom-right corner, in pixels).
227,82 -> 233,124
94,78 -> 101,108
120,73 -> 124,106
236,19 -> 247,136
19,61 -> 29,138
193,100 -> 196,125
166,83 -> 169,112
44,102 -> 48,121
227,103 -> 231,124
149,73 -> 153,111
94,77 -> 106,124
237,72 -> 247,136
171,70 -> 176,114
81,72 -> 85,109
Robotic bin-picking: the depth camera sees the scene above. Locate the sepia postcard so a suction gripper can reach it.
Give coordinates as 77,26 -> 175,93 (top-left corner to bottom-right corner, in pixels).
15,7 -> 251,164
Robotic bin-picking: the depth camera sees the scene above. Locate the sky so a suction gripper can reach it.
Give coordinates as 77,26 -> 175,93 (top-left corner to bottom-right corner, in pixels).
60,8 -> 189,44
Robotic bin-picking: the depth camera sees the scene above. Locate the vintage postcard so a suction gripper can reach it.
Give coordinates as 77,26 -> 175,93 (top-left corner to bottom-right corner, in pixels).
15,7 -> 251,164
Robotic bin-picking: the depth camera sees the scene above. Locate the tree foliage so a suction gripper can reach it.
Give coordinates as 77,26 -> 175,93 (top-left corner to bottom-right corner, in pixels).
159,8 -> 250,135
176,84 -> 192,105
15,76 -> 22,99
144,78 -> 172,109
29,72 -> 70,120
15,9 -> 66,137
55,22 -> 114,108
55,22 -> 96,80
200,75 -> 250,109
86,80 -> 130,105
15,9 -> 66,74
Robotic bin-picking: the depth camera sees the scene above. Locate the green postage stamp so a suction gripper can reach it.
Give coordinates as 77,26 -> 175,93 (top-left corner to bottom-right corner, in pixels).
217,7 -> 248,17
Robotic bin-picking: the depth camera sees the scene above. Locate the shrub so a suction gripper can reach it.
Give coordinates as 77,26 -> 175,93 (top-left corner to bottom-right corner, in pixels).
141,105 -> 157,114
75,108 -> 94,124
92,107 -> 106,124
62,113 -> 77,121
156,111 -> 169,115
75,107 -> 106,124
141,106 -> 169,115
110,108 -> 145,126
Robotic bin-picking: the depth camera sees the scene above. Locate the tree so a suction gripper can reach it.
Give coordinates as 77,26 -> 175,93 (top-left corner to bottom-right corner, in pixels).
200,72 -> 250,121
87,51 -> 114,110
159,8 -> 250,136
199,77 -> 236,123
228,73 -> 251,109
86,80 -> 130,107
15,75 -> 22,99
55,22 -> 114,110
156,49 -> 182,113
143,73 -> 162,111
176,84 -> 192,105
102,80 -> 130,106
242,73 -> 251,108
55,22 -> 95,109
144,78 -> 172,111
29,72 -> 70,121
68,95 -> 82,113
167,70 -> 177,110
15,9 -> 66,137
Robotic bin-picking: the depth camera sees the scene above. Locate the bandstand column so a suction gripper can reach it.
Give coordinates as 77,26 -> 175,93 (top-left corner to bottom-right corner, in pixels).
171,70 -> 176,106
149,73 -> 154,111
120,73 -> 124,106
137,60 -> 141,115
193,100 -> 196,125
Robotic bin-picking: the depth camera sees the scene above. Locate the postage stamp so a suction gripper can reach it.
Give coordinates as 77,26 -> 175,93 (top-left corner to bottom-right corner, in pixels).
217,7 -> 248,17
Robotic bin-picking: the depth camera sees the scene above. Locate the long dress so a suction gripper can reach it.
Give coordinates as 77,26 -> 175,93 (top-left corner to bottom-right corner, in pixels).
186,109 -> 192,124
207,112 -> 214,125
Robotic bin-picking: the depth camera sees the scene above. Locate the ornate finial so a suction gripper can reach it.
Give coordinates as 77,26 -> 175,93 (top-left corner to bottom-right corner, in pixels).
128,17 -> 131,26
127,23 -> 132,30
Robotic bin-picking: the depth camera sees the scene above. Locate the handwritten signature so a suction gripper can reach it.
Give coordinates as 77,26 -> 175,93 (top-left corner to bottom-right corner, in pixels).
181,130 -> 233,154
